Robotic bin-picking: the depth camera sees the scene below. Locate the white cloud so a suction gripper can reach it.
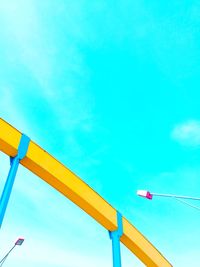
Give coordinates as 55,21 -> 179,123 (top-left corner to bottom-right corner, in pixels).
171,120 -> 200,147
0,0 -> 54,96
0,0 -> 96,157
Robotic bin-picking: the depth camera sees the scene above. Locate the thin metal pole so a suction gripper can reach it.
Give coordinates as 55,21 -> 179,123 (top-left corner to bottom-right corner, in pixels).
174,198 -> 200,211
151,193 -> 200,201
109,212 -> 123,267
0,157 -> 20,226
0,134 -> 30,227
0,245 -> 16,266
110,231 -> 122,267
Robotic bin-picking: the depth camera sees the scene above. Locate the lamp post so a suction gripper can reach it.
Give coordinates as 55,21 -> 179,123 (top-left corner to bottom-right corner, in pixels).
0,238 -> 24,266
137,190 -> 200,211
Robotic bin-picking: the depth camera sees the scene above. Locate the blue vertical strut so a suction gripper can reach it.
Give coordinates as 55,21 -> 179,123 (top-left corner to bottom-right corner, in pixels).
0,134 -> 30,227
109,211 -> 123,267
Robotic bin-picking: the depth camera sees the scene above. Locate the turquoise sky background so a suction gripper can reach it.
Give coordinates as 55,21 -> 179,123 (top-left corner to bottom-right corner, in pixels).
1,0 -> 200,266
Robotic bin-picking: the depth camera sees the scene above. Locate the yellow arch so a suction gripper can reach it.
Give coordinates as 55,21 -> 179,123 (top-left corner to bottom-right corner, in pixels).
0,118 -> 172,267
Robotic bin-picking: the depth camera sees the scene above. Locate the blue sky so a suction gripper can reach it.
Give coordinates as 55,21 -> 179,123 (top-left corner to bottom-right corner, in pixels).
0,0 -> 200,266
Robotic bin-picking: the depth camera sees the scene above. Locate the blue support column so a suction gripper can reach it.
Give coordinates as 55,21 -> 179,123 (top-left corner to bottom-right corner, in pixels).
0,134 -> 30,227
109,211 -> 123,267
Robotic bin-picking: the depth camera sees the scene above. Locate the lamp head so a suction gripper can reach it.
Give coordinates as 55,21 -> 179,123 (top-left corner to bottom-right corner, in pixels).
15,238 -> 24,246
137,190 -> 153,200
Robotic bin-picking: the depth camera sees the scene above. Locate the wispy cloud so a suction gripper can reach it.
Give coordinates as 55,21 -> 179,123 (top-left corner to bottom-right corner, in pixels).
0,0 -> 98,165
0,0 -> 92,125
171,120 -> 200,147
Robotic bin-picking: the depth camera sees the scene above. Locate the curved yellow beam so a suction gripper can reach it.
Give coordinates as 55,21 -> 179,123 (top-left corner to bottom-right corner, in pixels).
0,118 -> 172,267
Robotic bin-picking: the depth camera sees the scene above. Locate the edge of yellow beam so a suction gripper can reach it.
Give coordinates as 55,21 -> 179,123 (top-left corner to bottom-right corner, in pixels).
0,118 -> 172,266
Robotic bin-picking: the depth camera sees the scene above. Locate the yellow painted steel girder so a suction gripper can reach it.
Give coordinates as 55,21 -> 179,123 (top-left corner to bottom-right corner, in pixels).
0,118 -> 172,267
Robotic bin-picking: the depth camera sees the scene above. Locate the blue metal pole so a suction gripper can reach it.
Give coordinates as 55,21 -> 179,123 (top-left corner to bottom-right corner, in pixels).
109,212 -> 123,267
0,134 -> 30,227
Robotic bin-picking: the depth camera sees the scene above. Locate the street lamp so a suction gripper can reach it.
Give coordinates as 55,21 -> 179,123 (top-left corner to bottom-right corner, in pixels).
0,238 -> 24,266
137,190 -> 200,200
137,190 -> 200,211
